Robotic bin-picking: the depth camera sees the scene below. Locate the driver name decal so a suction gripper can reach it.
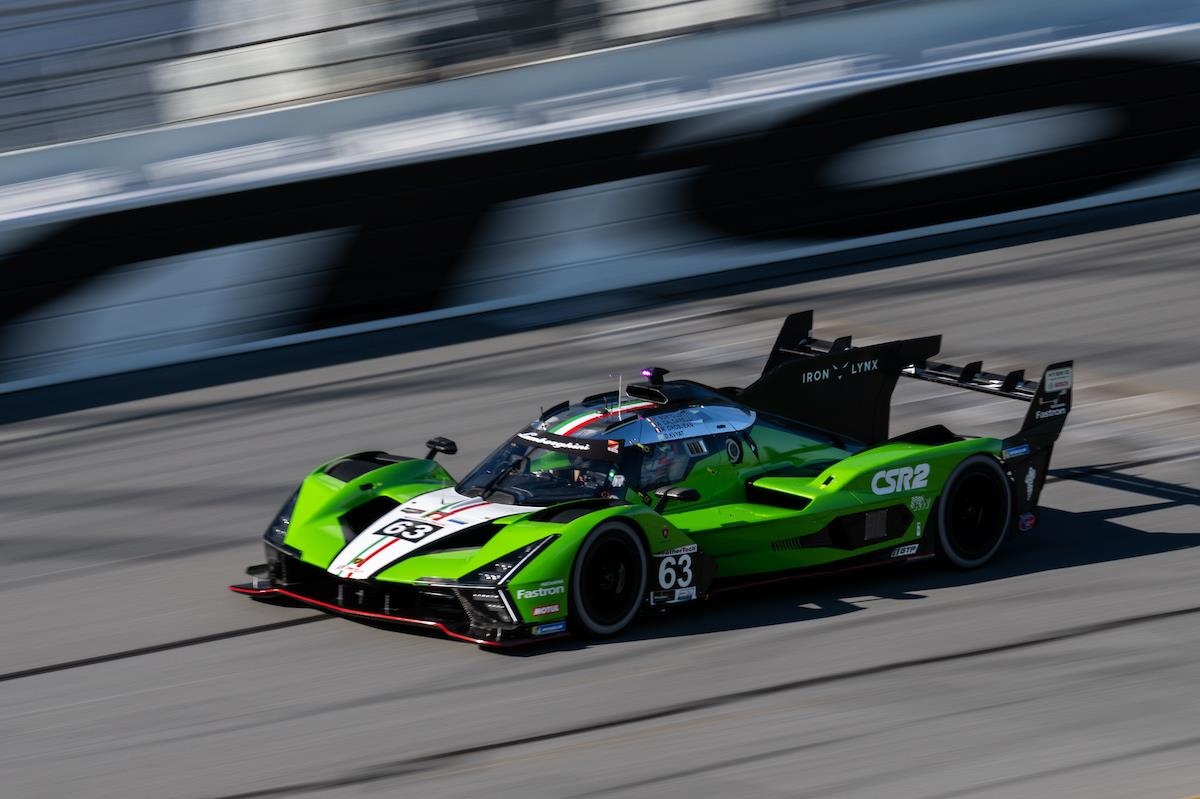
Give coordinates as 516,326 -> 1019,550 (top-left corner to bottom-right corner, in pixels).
517,432 -> 592,451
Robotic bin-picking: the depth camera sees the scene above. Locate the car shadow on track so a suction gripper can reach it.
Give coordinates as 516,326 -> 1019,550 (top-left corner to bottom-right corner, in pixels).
498,463 -> 1200,655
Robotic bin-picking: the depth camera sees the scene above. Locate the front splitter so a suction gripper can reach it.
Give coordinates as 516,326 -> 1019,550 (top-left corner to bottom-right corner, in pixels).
229,583 -> 568,648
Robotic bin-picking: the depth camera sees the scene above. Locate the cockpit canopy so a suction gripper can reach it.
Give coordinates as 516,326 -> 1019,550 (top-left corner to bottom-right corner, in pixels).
455,397 -> 758,507
534,397 -> 755,446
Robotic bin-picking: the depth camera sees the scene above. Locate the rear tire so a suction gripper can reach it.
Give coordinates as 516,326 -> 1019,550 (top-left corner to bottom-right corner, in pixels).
569,522 -> 647,637
935,455 -> 1012,569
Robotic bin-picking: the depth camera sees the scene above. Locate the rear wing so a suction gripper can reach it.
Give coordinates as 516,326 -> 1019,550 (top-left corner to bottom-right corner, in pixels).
903,356 -> 1074,448
743,310 -> 1073,447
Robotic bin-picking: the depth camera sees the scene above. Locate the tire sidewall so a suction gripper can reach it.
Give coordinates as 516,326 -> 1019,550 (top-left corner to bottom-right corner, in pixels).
570,521 -> 648,637
936,454 -> 1013,569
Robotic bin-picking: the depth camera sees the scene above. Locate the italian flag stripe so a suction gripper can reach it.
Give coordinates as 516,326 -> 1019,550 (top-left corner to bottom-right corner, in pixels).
349,535 -> 388,562
552,401 -> 655,436
356,536 -> 403,567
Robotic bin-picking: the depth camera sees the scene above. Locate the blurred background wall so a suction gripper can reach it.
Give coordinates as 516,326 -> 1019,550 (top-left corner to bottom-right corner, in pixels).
0,0 -> 875,153
1,0 -> 1198,398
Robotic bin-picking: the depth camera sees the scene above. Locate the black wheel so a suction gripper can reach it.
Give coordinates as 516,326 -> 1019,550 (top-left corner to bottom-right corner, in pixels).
569,522 -> 647,637
935,455 -> 1013,569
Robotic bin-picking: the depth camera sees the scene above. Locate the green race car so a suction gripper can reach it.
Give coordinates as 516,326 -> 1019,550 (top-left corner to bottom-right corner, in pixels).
231,311 -> 1072,647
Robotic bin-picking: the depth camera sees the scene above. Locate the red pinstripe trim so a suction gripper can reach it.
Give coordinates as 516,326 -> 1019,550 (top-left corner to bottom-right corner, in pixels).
355,535 -> 402,568
228,585 -> 569,647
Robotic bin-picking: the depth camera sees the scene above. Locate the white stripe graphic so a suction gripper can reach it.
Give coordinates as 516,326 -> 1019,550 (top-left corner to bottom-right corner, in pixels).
327,487 -> 526,579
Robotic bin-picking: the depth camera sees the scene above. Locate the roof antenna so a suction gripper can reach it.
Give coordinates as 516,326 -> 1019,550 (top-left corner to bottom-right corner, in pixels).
609,373 -> 624,420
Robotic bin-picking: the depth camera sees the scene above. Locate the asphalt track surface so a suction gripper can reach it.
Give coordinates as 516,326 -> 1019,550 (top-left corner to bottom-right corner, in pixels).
2,213 -> 1199,799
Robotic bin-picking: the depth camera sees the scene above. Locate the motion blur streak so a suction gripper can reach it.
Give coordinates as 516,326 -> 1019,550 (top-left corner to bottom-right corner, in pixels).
1,212 -> 1198,798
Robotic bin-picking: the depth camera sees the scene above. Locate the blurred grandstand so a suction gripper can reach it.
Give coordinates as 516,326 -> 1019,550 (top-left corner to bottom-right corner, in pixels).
0,0 -> 882,153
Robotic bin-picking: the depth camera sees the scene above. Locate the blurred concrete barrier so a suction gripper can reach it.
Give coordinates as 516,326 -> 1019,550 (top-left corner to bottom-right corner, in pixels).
1,5 -> 1199,393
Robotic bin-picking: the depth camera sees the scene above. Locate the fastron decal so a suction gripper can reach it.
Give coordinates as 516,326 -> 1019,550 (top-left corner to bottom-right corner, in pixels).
516,583 -> 566,600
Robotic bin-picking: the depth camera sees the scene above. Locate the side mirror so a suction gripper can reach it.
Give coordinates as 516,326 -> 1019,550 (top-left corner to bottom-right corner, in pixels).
425,437 -> 458,460
652,485 -> 700,513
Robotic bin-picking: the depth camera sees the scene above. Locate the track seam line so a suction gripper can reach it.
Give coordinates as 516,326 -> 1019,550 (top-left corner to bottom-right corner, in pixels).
0,614 -> 329,683
201,603 -> 1200,799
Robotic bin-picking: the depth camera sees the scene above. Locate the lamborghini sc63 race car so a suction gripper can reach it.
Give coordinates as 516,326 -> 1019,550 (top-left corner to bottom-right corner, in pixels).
231,311 -> 1072,647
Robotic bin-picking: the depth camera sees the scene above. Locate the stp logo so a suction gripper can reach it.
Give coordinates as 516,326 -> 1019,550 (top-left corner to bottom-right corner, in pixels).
871,464 -> 931,495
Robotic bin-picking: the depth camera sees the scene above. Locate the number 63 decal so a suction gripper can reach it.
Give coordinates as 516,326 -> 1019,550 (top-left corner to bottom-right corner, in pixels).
657,554 -> 693,589
379,520 -> 443,540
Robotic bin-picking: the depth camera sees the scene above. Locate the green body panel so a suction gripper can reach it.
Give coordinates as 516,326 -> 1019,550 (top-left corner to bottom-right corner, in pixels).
284,459 -> 455,567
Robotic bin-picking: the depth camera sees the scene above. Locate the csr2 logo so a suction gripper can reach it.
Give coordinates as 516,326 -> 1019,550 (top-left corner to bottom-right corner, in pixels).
871,463 -> 930,495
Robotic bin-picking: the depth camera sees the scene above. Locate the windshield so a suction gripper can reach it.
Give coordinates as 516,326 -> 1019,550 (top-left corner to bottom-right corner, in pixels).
458,431 -> 630,507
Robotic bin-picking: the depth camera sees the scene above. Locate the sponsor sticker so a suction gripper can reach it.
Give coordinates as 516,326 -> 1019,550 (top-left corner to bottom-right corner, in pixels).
1035,405 -> 1067,420
872,463 -> 930,495
650,587 -> 698,606
659,543 -> 698,556
1044,367 -> 1073,393
801,359 -> 880,384
516,582 -> 566,600
532,604 -> 560,616
1018,512 -> 1037,531
607,440 -> 621,454
1003,443 -> 1031,459
726,438 -> 742,464
891,543 -> 920,558
909,495 -> 930,512
1025,467 -> 1037,500
533,621 -> 567,636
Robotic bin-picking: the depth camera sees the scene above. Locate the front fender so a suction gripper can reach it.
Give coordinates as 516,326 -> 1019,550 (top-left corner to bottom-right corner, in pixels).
500,501 -> 710,623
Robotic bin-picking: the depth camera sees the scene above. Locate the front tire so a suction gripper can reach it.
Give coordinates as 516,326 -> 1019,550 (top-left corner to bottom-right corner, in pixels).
935,455 -> 1012,569
569,522 -> 647,637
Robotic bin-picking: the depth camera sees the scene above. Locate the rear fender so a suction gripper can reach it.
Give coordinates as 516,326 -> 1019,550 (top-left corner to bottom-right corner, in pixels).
817,438 -> 1003,539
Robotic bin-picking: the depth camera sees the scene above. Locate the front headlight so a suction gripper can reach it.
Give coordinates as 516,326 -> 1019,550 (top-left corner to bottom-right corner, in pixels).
263,490 -> 299,548
461,535 -> 558,585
